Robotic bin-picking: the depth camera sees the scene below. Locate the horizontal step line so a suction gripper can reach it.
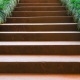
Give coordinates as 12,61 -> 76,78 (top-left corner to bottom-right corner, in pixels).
0,31 -> 79,33
0,23 -> 77,25
8,16 -> 72,18
13,11 -> 67,12
16,6 -> 64,7
0,55 -> 80,62
13,10 -> 67,12
0,42 -> 80,45
18,3 -> 60,4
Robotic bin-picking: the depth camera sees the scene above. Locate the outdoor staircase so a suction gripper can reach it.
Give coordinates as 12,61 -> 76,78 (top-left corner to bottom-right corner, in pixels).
0,0 -> 80,79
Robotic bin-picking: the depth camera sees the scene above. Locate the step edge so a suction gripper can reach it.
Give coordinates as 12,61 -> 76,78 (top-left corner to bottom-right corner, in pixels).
0,41 -> 80,45
0,31 -> 79,33
7,16 -> 73,18
0,23 -> 77,25
18,3 -> 61,4
0,55 -> 80,62
12,11 -> 67,12
15,6 -> 65,8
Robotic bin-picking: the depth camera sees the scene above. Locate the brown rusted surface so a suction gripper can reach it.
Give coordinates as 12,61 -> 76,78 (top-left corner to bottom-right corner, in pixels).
19,0 -> 60,3
14,6 -> 65,11
0,24 -> 77,31
0,45 -> 80,55
12,11 -> 67,17
0,33 -> 80,41
0,62 -> 79,74
6,16 -> 74,23
0,0 -> 79,75
18,3 -> 62,6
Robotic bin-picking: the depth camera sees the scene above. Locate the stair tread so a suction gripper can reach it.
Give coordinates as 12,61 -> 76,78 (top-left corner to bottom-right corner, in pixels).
18,3 -> 61,4
0,41 -> 80,45
16,6 -> 65,7
0,55 -> 80,62
1,23 -> 77,25
7,16 -> 73,18
0,31 -> 79,33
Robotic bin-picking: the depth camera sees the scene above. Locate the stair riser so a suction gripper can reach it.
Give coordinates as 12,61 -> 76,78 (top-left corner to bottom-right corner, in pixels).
14,7 -> 65,11
0,25 -> 77,31
0,62 -> 79,74
0,33 -> 79,41
19,0 -> 60,3
6,17 -> 74,23
12,11 -> 67,17
18,3 -> 62,6
0,46 -> 80,55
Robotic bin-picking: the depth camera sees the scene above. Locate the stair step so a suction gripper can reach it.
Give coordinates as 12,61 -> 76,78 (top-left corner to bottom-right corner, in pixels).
0,55 -> 80,62
0,42 -> 80,55
0,62 -> 79,73
12,11 -> 67,17
14,6 -> 65,11
0,74 -> 79,80
19,0 -> 60,3
18,3 -> 62,6
0,0 -> 79,75
0,32 -> 79,41
6,16 -> 74,23
0,23 -> 77,31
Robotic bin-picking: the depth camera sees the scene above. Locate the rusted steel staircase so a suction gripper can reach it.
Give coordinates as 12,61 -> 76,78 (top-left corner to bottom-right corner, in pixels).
0,0 -> 80,79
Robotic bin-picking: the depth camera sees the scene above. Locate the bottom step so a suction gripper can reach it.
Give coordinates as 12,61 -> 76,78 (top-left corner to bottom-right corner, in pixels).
0,74 -> 80,80
0,62 -> 79,74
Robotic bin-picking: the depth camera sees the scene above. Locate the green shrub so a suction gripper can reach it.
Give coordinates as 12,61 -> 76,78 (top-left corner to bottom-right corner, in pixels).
61,0 -> 80,30
0,0 -> 19,23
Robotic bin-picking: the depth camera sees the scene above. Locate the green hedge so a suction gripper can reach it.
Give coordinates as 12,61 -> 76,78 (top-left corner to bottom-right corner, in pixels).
61,0 -> 80,30
0,0 -> 19,23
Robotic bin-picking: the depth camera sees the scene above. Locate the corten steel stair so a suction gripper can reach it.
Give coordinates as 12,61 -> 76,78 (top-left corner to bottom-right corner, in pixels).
0,0 -> 80,79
